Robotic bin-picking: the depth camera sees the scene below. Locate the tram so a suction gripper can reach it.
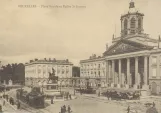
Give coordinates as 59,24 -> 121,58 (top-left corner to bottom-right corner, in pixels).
16,87 -> 45,108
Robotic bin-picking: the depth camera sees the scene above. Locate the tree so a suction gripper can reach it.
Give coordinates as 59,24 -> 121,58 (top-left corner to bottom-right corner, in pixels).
0,63 -> 25,84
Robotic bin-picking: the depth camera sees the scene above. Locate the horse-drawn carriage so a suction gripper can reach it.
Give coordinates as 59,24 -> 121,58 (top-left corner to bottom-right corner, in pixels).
101,88 -> 140,100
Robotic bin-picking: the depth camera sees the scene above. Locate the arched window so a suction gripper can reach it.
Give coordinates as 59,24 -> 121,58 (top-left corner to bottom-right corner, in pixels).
124,19 -> 128,29
130,17 -> 136,34
124,19 -> 128,35
98,71 -> 100,77
138,18 -> 141,28
130,17 -> 136,28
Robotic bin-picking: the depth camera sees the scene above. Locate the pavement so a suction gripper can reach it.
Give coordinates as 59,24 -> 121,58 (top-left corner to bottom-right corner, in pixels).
3,87 -> 161,113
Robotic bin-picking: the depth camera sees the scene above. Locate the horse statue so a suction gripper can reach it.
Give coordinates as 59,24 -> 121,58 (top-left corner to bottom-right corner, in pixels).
48,68 -> 58,84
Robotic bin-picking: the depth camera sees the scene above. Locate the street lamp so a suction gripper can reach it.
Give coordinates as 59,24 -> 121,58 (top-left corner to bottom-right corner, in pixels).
41,80 -> 45,94
58,80 -> 62,92
74,78 -> 76,95
60,82 -> 62,92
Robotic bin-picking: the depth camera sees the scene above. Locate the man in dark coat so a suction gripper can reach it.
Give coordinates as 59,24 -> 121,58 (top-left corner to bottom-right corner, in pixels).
68,105 -> 71,113
17,101 -> 20,109
63,105 -> 66,113
60,106 -> 63,113
146,102 -> 158,113
3,100 -> 5,106
69,94 -> 72,100
127,106 -> 130,113
6,95 -> 8,102
106,91 -> 109,100
0,104 -> 2,112
51,97 -> 54,104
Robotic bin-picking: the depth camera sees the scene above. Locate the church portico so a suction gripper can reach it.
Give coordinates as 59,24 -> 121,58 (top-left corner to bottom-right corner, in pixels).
105,54 -> 150,90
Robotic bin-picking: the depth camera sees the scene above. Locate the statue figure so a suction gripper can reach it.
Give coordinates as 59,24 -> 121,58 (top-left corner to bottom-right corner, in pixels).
48,68 -> 58,84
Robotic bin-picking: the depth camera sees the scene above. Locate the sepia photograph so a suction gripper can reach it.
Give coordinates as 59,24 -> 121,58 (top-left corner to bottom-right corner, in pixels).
0,0 -> 161,113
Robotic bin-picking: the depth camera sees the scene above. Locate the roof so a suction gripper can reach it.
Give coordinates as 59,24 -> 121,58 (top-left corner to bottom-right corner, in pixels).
103,39 -> 154,56
25,58 -> 73,66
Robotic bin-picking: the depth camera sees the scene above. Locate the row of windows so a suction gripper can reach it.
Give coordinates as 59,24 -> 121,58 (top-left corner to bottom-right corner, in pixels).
81,63 -> 105,69
81,70 -> 105,76
26,69 -> 70,74
81,68 -> 105,71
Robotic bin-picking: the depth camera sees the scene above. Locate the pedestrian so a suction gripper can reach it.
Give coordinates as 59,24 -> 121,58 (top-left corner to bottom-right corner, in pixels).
63,105 -> 66,113
106,90 -> 109,100
98,91 -> 100,97
6,95 -> 8,102
3,100 -> 5,106
0,104 -> 2,112
109,91 -> 112,100
127,106 -> 130,113
146,102 -> 158,113
9,97 -> 11,104
80,87 -> 82,95
67,92 -> 69,100
69,94 -> 72,100
17,101 -> 20,109
61,106 -> 63,113
51,97 -> 54,104
68,105 -> 71,113
153,102 -> 155,107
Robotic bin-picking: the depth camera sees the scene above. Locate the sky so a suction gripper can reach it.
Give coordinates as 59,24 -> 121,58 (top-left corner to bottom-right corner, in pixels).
0,0 -> 161,66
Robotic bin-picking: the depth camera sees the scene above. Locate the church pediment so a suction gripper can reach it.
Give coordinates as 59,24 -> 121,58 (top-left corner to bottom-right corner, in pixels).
104,39 -> 153,56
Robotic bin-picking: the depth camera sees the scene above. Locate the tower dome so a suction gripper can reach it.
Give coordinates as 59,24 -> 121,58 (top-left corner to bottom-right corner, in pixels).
120,0 -> 144,37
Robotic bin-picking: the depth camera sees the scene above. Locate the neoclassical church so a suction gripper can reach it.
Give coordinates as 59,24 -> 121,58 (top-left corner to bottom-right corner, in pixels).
80,0 -> 161,95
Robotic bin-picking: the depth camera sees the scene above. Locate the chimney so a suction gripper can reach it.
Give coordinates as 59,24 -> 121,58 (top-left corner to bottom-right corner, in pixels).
35,58 -> 38,61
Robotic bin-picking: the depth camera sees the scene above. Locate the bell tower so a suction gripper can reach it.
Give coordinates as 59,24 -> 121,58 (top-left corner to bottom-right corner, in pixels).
121,0 -> 144,37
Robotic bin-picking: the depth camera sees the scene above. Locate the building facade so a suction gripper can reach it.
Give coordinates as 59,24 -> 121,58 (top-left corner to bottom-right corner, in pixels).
80,1 -> 161,95
80,55 -> 106,88
25,58 -> 73,87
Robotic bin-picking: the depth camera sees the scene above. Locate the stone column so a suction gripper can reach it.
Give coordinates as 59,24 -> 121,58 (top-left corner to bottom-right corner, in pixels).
135,18 -> 138,34
143,56 -> 148,89
118,59 -> 121,88
134,57 -> 138,89
126,58 -> 130,88
111,60 -> 115,87
106,60 -> 109,86
157,55 -> 160,77
109,61 -> 112,87
127,18 -> 130,34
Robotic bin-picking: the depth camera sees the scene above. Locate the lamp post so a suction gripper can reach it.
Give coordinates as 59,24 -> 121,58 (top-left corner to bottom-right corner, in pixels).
58,80 -> 62,92
41,80 -> 45,94
74,78 -> 76,96
21,81 -> 23,90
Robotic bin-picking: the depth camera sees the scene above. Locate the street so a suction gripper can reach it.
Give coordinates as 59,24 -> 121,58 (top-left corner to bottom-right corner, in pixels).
3,87 -> 161,113
43,95 -> 126,113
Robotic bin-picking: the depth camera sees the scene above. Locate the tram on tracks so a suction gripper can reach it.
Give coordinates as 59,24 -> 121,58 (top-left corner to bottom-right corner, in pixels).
16,87 -> 45,108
